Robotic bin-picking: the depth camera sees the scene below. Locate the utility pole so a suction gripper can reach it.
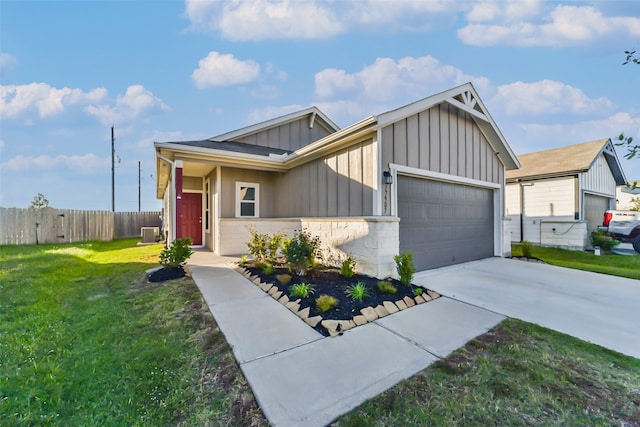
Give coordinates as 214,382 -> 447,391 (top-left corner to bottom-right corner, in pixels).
138,161 -> 141,212
111,125 -> 115,212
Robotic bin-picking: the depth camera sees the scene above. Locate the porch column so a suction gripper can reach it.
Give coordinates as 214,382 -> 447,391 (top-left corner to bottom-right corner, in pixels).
174,160 -> 183,241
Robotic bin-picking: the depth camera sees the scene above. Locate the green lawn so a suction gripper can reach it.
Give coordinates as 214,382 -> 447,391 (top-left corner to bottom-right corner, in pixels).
0,239 -> 266,426
512,243 -> 640,280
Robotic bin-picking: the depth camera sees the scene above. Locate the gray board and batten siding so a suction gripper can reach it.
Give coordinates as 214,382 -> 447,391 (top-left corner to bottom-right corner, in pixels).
217,139 -> 376,219
230,115 -> 335,152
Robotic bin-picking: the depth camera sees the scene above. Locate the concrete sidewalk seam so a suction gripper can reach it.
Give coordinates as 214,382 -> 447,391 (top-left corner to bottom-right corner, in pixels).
239,335 -> 326,366
373,322 -> 444,359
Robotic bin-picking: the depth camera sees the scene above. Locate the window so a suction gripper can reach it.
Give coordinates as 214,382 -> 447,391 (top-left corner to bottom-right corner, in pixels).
236,182 -> 259,218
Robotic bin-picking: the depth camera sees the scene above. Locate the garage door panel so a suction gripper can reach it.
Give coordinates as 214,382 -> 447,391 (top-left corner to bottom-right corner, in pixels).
398,176 -> 494,271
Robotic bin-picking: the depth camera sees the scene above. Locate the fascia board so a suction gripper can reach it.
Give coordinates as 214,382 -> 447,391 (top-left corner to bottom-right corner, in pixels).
505,171 -> 585,183
209,106 -> 340,141
154,142 -> 288,171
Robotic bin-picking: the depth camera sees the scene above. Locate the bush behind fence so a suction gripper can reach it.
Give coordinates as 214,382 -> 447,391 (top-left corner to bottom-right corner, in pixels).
0,208 -> 162,245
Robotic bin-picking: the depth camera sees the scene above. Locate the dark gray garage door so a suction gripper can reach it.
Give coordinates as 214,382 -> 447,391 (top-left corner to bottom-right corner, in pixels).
584,194 -> 612,234
398,176 -> 495,271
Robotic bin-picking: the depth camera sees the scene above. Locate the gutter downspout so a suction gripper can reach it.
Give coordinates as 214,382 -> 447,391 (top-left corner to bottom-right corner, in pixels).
156,152 -> 177,243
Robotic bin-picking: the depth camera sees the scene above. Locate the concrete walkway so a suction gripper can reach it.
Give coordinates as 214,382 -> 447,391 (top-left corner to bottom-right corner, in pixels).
187,251 -> 504,427
414,257 -> 640,359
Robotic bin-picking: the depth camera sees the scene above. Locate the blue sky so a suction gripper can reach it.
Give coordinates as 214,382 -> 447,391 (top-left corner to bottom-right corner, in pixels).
1,0 -> 639,211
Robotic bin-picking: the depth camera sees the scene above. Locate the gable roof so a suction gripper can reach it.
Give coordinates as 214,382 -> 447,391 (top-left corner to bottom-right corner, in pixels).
209,106 -> 340,142
506,138 -> 627,185
377,82 -> 520,170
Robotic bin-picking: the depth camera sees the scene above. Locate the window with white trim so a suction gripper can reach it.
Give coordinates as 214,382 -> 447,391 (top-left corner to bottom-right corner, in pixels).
235,182 -> 259,218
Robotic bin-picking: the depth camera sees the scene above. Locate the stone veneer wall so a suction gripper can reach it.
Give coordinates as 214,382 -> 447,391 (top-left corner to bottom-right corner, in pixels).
218,217 -> 400,278
539,220 -> 588,251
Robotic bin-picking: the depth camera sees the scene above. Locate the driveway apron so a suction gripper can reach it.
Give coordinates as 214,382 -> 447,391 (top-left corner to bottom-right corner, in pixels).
414,257 -> 640,359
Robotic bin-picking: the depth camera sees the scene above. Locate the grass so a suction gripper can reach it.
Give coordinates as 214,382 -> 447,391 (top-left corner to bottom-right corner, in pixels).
0,239 -> 266,426
338,319 -> 640,426
512,243 -> 640,280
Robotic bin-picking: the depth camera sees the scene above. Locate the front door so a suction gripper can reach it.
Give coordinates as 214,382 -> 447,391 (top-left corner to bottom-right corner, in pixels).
178,193 -> 202,245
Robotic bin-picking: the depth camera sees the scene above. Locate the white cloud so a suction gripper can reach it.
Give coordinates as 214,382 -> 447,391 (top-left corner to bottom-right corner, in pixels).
0,53 -> 18,70
1,153 -> 110,174
247,103 -> 307,124
315,55 -> 490,102
86,85 -> 169,125
0,139 -> 5,150
192,51 -> 260,88
1,83 -> 107,119
459,3 -> 640,47
492,80 -> 613,116
185,0 -> 343,41
132,130 -> 183,151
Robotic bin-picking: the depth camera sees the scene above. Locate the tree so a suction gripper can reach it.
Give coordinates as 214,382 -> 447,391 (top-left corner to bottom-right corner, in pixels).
615,51 -> 639,159
29,193 -> 50,209
630,196 -> 640,212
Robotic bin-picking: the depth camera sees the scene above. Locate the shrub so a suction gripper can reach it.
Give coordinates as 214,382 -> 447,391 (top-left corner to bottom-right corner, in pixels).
282,229 -> 321,276
262,264 -> 274,275
275,274 -> 292,286
590,230 -> 621,252
521,240 -> 534,259
247,228 -> 285,264
345,281 -> 369,301
394,251 -> 416,286
159,237 -> 193,268
289,282 -> 315,299
413,288 -> 423,297
377,280 -> 397,294
339,255 -> 357,278
316,294 -> 339,313
240,254 -> 248,265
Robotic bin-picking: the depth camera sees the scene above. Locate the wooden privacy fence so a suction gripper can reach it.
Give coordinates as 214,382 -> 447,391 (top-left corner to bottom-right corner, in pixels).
0,208 -> 162,245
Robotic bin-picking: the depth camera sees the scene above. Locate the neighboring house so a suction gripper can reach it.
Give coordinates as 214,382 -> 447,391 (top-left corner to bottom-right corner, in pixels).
505,139 -> 626,249
154,83 -> 520,277
616,181 -> 640,210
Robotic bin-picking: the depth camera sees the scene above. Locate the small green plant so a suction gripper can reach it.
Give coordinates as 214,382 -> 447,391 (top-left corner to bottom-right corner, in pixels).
521,240 -> 534,259
254,260 -> 269,270
345,281 -> 369,301
289,282 -> 316,299
590,230 -> 621,252
413,288 -> 423,297
276,274 -> 292,286
262,264 -> 275,275
315,294 -> 339,313
377,280 -> 397,294
282,229 -> 321,276
240,254 -> 248,265
394,251 -> 416,286
159,237 -> 193,268
340,255 -> 357,278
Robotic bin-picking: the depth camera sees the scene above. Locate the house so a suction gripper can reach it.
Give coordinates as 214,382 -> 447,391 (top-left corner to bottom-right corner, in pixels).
616,181 -> 640,210
154,83 -> 520,277
505,139 -> 626,249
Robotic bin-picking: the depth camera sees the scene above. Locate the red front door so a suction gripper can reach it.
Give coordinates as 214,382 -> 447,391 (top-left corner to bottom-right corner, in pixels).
177,193 -> 202,245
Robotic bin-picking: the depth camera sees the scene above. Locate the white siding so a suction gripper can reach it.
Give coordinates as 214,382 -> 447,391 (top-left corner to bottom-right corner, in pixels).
505,183 -> 521,241
581,154 -> 617,197
517,177 -> 576,244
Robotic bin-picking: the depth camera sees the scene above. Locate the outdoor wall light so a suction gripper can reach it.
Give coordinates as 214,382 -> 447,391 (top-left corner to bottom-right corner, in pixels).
383,170 -> 393,185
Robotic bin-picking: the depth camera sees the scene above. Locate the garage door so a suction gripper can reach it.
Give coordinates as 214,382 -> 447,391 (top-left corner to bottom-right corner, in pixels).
584,194 -> 612,234
398,176 -> 495,271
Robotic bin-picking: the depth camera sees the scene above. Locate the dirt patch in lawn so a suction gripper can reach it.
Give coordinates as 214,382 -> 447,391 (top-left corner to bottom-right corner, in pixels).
240,262 -> 441,337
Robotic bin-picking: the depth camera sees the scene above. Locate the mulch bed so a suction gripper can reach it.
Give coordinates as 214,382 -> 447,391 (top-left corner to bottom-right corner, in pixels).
242,262 -> 436,336
148,266 -> 187,282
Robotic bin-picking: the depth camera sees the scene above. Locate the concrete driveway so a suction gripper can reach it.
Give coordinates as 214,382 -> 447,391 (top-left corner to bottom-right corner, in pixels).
413,257 -> 640,359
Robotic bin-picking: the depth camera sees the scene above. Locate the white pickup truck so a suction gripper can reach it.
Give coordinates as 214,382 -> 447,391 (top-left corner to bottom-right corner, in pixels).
602,210 -> 640,253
